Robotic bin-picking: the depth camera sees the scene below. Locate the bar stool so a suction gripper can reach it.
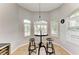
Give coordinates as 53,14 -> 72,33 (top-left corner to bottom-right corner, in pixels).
28,38 -> 37,55
46,38 -> 55,55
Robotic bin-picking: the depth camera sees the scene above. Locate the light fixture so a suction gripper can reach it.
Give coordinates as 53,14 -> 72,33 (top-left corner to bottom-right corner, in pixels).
38,3 -> 41,20
38,3 -> 42,33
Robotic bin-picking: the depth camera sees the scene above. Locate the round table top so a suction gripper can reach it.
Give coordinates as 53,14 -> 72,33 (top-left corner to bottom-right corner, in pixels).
34,34 -> 48,36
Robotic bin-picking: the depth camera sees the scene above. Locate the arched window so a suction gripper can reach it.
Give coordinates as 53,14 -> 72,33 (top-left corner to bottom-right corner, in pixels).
34,20 -> 47,35
24,19 -> 31,36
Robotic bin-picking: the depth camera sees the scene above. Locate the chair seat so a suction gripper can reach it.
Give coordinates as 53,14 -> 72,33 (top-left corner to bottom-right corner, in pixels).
30,46 -> 36,50
48,48 -> 54,52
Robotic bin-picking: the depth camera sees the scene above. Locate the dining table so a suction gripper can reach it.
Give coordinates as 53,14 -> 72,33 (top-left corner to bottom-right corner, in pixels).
34,34 -> 48,55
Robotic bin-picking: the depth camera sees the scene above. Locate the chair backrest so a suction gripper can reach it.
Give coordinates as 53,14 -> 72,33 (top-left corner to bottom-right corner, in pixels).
29,38 -> 36,46
30,38 -> 35,42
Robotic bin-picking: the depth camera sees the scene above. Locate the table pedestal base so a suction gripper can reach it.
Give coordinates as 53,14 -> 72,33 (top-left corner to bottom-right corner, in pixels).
38,42 -> 46,55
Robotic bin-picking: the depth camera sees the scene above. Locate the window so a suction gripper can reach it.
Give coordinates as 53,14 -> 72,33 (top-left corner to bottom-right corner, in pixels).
34,20 -> 47,35
68,10 -> 79,31
70,11 -> 79,18
24,19 -> 31,36
51,17 -> 58,35
68,18 -> 79,31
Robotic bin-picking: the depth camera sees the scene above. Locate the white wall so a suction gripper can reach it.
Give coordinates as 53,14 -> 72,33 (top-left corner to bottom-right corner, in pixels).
18,6 -> 33,44
0,4 -> 26,54
50,3 -> 79,54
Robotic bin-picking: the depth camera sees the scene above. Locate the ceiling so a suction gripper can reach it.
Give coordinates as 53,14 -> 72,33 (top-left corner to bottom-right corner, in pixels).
18,3 -> 63,12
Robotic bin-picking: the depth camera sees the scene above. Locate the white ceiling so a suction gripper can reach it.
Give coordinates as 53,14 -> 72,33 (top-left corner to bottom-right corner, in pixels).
18,3 -> 63,12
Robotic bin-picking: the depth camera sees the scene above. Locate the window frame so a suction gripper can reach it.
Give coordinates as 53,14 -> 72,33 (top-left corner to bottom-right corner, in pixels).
68,9 -> 79,31
34,20 -> 48,35
24,19 -> 31,37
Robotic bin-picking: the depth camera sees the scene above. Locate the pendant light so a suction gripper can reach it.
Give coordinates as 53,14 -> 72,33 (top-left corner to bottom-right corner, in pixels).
38,3 -> 42,35
38,3 -> 41,20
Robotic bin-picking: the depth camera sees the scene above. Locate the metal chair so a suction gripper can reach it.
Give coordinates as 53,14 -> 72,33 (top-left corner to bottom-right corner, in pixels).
46,38 -> 55,55
28,38 -> 37,55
